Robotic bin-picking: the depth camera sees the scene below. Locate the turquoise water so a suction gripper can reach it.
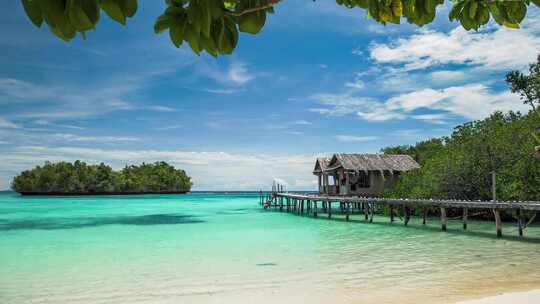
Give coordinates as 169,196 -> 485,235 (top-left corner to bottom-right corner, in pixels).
1,192 -> 540,304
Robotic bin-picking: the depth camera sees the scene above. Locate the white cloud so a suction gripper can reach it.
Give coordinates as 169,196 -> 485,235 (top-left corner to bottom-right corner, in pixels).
154,124 -> 183,131
0,78 -> 52,100
370,23 -> 540,71
228,62 -> 254,85
310,82 -> 528,122
204,88 -> 243,94
0,118 -> 19,129
345,79 -> 365,90
33,120 -> 85,130
145,105 -> 177,112
412,113 -> 449,124
49,133 -> 140,143
0,146 -> 319,191
336,135 -> 379,142
387,84 -> 528,120
429,70 -> 466,81
309,93 -> 381,116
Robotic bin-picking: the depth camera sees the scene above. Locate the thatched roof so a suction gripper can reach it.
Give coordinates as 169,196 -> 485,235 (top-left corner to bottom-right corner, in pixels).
315,154 -> 420,174
313,157 -> 331,174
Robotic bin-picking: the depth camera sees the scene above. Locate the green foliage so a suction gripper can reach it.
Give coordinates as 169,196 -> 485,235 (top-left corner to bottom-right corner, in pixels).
20,0 -> 540,56
506,54 -> 540,149
20,0 -> 137,41
384,111 -> 540,202
11,160 -> 192,194
153,0 -> 273,56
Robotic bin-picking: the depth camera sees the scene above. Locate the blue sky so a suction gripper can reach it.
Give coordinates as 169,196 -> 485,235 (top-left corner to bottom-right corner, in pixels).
0,1 -> 539,190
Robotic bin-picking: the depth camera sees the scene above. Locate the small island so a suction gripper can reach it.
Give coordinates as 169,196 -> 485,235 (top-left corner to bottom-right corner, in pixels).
11,161 -> 192,195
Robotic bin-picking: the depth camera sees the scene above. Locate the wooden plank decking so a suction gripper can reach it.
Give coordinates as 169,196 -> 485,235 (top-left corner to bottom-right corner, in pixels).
259,192 -> 540,238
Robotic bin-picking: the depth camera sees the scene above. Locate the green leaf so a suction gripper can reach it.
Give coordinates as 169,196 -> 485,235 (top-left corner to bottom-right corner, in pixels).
154,15 -> 172,33
170,17 -> 186,47
488,2 -> 504,25
469,1 -> 478,19
121,0 -> 137,17
449,1 -> 464,21
200,0 -> 212,37
67,0 -> 95,31
21,0 -> 43,27
100,0 -> 126,25
477,4 -> 489,26
80,0 -> 100,24
506,1 -> 527,24
200,34 -> 217,57
238,11 -> 266,34
185,25 -> 201,54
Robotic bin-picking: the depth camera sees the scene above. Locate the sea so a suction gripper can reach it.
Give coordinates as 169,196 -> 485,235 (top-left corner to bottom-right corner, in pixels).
1,191 -> 540,304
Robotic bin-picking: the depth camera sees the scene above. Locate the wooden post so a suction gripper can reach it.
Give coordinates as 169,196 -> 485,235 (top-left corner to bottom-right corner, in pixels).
390,205 -> 394,222
404,206 -> 410,226
462,208 -> 468,230
301,200 -> 304,214
314,201 -> 318,217
328,201 -> 332,218
440,207 -> 447,231
345,202 -> 350,221
286,197 -> 290,212
369,203 -> 374,223
364,203 -> 369,221
494,209 -> 502,237
422,208 -> 427,225
517,209 -> 523,237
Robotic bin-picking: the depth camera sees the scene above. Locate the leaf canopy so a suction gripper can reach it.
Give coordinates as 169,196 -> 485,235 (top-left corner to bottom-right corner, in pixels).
19,0 -> 540,56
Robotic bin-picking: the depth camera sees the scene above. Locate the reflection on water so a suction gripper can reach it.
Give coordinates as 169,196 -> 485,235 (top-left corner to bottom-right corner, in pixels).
0,213 -> 204,231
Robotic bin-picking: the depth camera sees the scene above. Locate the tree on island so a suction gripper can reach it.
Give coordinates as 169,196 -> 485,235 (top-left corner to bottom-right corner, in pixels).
384,56 -> 540,202
20,0 -> 540,57
11,160 -> 192,194
506,54 -> 540,157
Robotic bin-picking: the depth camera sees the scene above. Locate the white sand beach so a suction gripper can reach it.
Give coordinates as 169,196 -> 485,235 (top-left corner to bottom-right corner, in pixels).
456,289 -> 540,304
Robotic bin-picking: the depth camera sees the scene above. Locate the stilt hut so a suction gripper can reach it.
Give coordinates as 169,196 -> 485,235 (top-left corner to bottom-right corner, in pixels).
313,154 -> 420,196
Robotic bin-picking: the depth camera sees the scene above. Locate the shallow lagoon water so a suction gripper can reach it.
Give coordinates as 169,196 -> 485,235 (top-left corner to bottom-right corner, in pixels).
1,192 -> 540,304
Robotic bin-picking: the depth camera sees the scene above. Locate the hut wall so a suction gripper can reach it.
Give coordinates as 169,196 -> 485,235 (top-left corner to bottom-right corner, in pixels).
345,171 -> 400,196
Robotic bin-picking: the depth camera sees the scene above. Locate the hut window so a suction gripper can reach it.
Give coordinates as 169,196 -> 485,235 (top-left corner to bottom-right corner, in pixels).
358,172 -> 370,188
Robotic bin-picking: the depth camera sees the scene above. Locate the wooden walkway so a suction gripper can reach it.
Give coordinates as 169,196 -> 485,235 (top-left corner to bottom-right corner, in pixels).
259,192 -> 540,238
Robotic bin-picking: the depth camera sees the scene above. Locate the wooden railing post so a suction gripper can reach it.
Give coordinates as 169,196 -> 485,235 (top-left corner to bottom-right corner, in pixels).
463,208 -> 468,230
494,209 -> 502,237
404,206 -> 410,226
328,200 -> 332,218
440,207 -> 447,231
517,209 -> 523,237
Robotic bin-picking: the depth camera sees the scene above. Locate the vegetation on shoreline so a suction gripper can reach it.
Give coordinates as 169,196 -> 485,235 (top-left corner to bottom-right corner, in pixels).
383,110 -> 540,202
11,161 -> 192,194
384,55 -> 540,203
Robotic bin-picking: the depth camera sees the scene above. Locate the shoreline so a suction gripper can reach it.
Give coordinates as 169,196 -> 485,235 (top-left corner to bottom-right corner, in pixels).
455,289 -> 540,304
17,191 -> 189,196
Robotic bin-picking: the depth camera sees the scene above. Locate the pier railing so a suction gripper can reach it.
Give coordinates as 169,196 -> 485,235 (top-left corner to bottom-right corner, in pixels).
259,190 -> 540,238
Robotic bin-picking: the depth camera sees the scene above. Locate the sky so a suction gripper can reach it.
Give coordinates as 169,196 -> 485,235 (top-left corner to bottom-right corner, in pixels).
0,1 -> 539,191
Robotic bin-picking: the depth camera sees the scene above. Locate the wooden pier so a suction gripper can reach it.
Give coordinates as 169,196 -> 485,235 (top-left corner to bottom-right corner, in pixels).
259,191 -> 540,238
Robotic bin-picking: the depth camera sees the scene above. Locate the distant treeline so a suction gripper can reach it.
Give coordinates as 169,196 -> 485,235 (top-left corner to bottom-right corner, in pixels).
11,161 -> 192,195
383,111 -> 540,202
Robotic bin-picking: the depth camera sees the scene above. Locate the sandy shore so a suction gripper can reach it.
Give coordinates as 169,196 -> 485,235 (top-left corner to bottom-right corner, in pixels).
455,289 -> 540,304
